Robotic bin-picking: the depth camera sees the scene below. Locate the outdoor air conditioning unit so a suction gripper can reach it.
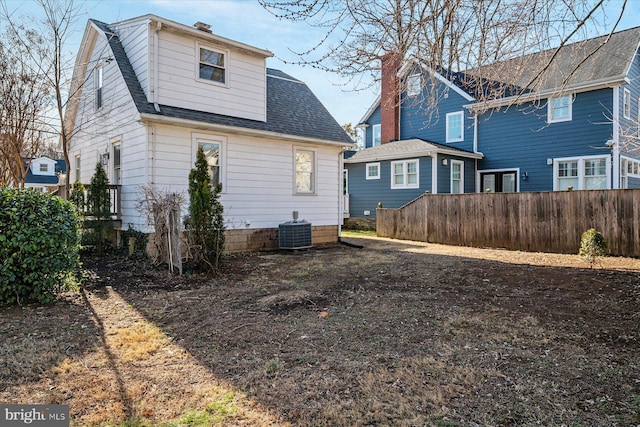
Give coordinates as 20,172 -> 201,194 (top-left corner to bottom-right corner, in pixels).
279,211 -> 312,250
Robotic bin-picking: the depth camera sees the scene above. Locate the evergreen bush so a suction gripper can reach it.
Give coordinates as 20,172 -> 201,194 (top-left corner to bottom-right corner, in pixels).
579,228 -> 608,268
186,147 -> 225,271
86,163 -> 112,253
0,188 -> 80,304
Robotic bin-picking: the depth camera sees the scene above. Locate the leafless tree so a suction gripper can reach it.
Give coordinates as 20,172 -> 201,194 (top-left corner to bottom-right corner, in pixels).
0,26 -> 51,187
260,0 -> 627,116
1,0 -> 83,194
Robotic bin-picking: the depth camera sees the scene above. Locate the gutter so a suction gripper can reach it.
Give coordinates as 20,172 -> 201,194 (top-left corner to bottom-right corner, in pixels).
464,74 -> 629,110
138,113 -> 354,148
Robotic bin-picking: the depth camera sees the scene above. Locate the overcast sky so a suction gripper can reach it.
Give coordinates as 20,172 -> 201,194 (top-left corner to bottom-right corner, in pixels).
3,0 -> 639,129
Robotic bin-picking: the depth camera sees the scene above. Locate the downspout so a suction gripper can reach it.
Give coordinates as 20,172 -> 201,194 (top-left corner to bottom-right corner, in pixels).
612,86 -> 620,189
152,21 -> 161,112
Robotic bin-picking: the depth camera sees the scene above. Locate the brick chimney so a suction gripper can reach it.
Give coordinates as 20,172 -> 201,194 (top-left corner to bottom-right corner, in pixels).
380,52 -> 401,144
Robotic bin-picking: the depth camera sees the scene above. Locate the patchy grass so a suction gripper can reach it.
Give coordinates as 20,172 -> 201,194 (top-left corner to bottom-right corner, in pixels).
1,238 -> 639,426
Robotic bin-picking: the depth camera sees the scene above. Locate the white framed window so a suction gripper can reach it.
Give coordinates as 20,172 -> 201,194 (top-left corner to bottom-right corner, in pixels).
548,95 -> 572,123
553,155 -> 610,191
446,111 -> 464,142
74,154 -> 81,182
39,163 -> 48,173
112,143 -> 121,185
621,157 -> 640,188
451,160 -> 464,194
623,88 -> 631,119
372,124 -> 381,147
391,159 -> 419,189
294,147 -> 316,194
197,43 -> 227,85
637,98 -> 640,137
192,133 -> 227,188
406,74 -> 421,96
366,162 -> 380,180
95,66 -> 103,110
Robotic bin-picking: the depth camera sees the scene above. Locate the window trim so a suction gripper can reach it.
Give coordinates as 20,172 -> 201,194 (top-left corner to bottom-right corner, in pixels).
450,160 -> 464,194
390,159 -> 419,190
366,162 -> 381,180
95,66 -> 103,110
623,88 -> 631,119
548,95 -> 572,123
39,163 -> 49,173
293,146 -> 317,195
74,154 -> 81,182
112,142 -> 121,185
371,124 -> 381,147
446,111 -> 464,143
191,132 -> 227,190
196,42 -> 228,87
406,74 -> 421,97
552,155 -> 610,191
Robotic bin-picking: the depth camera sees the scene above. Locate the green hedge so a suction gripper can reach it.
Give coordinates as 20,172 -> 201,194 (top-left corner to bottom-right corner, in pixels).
0,188 -> 81,304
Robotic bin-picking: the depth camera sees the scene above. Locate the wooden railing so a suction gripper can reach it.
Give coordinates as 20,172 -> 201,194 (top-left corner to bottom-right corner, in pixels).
60,184 -> 121,219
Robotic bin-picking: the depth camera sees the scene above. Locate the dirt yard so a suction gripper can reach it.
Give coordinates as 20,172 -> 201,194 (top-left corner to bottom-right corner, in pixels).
1,234 -> 639,426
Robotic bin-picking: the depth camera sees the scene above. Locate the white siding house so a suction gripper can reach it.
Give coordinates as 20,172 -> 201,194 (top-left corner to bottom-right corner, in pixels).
65,15 -> 353,251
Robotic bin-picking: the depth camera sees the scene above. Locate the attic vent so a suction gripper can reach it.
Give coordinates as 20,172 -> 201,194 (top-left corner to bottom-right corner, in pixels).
194,22 -> 212,33
279,213 -> 312,250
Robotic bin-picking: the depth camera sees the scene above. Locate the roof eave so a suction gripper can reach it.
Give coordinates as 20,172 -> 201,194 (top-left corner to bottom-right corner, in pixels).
139,113 -> 353,147
465,74 -> 628,110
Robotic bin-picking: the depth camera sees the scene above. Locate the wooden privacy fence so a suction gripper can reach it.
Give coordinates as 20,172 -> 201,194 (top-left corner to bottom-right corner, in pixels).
376,189 -> 640,257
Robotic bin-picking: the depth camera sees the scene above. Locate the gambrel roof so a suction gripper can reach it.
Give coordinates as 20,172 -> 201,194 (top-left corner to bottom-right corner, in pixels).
89,19 -> 352,145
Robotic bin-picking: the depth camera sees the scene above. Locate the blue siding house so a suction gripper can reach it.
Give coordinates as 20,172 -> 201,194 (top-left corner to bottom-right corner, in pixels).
346,26 -> 640,218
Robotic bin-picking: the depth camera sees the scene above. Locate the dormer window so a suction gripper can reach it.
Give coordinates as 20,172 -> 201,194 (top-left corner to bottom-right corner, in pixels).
198,45 -> 226,84
39,163 -> 48,173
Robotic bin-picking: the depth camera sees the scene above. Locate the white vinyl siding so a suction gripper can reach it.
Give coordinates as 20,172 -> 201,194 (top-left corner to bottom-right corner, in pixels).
554,156 -> 610,191
548,95 -> 572,123
366,162 -> 380,180
446,111 -> 463,142
156,31 -> 266,121
391,159 -> 419,189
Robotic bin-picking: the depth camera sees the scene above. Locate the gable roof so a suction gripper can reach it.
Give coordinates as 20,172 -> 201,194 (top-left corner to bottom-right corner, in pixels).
90,19 -> 353,146
344,138 -> 482,163
358,25 -> 640,122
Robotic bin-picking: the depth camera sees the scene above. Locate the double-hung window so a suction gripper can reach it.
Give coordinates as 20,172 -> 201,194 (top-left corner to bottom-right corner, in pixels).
391,159 -> 419,189
406,74 -> 421,96
366,162 -> 380,180
193,133 -> 226,188
198,45 -> 226,85
623,89 -> 631,119
548,95 -> 572,122
554,156 -> 609,190
39,163 -> 48,173
372,124 -> 381,147
451,160 -> 464,194
113,143 -> 121,184
95,66 -> 103,110
295,148 -> 316,194
446,111 -> 464,142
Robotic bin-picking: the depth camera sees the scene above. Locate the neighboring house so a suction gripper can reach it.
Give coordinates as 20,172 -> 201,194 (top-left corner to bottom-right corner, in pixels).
346,26 -> 640,219
64,15 -> 353,251
24,157 -> 65,193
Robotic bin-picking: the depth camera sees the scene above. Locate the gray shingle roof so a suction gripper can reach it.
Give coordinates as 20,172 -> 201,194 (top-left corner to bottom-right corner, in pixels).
463,26 -> 640,97
345,138 -> 482,163
90,19 -> 352,144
